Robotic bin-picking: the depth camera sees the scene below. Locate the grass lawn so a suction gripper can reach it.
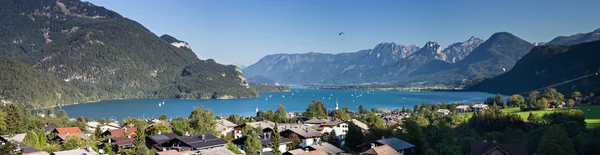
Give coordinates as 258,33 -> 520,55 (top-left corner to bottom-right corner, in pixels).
456,105 -> 600,128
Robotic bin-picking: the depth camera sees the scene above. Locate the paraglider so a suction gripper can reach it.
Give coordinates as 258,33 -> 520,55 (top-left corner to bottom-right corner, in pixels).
339,32 -> 345,40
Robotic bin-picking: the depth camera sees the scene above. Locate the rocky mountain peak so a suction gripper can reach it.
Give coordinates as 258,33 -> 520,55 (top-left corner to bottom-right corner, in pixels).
160,34 -> 191,49
372,42 -> 420,59
443,37 -> 485,63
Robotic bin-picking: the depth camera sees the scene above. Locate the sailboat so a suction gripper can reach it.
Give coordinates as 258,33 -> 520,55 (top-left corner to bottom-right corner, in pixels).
265,97 -> 268,101
158,103 -> 161,107
269,95 -> 272,98
282,95 -> 285,98
162,101 -> 165,105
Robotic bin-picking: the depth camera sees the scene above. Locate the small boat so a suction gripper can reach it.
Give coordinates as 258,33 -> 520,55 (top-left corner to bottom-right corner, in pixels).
269,95 -> 272,98
322,97 -> 325,100
158,103 -> 161,107
351,94 -> 354,97
265,97 -> 268,100
162,101 -> 165,105
282,95 -> 285,98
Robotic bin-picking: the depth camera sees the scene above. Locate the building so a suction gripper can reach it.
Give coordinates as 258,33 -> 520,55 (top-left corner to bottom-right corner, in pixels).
281,127 -> 323,147
436,109 -> 451,115
233,121 -> 276,139
87,121 -> 119,132
106,136 -> 135,148
154,134 -> 227,152
285,149 -> 328,155
321,120 -> 348,139
469,141 -> 527,155
373,137 -> 414,154
472,104 -> 489,112
307,142 -> 344,155
40,125 -> 57,133
231,133 -> 292,153
52,127 -> 89,141
363,145 -> 399,155
102,127 -> 137,138
456,105 -> 470,113
216,119 -> 237,138
1,133 -> 27,143
303,118 -> 329,125
52,147 -> 98,155
146,133 -> 179,149
351,119 -> 369,133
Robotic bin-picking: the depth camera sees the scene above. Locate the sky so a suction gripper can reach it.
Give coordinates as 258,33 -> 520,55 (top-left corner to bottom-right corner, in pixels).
86,0 -> 600,66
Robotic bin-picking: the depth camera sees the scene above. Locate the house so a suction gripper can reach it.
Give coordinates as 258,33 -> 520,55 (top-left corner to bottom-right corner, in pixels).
146,133 -> 179,149
40,125 -> 57,133
233,121 -> 275,139
148,119 -> 173,129
155,146 -> 236,155
285,149 -> 328,155
154,134 -> 227,152
456,105 -> 470,113
363,145 -> 399,155
472,104 -> 489,112
102,127 -> 137,138
436,109 -> 451,115
307,142 -> 344,155
231,133 -> 292,153
469,141 -> 527,155
321,120 -> 348,139
373,137 -> 414,154
52,147 -> 98,155
216,119 -> 237,138
281,127 -> 323,147
52,127 -> 89,141
87,121 -> 119,132
106,136 -> 135,148
351,119 -> 369,132
303,118 -> 329,125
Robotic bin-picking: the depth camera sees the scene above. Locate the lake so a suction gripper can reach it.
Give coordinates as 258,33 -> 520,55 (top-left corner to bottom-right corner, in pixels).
56,88 -> 497,120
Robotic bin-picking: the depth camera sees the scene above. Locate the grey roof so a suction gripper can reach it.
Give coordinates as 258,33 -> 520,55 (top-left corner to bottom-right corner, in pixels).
19,143 -> 48,154
304,118 -> 327,124
322,120 -> 344,126
40,125 -> 57,132
1,133 -> 27,143
148,133 -> 178,145
202,147 -> 236,155
309,142 -> 344,155
52,148 -> 98,155
232,135 -> 292,147
216,119 -> 237,131
246,121 -> 275,129
351,119 -> 369,131
376,137 -> 415,151
171,134 -> 227,150
287,127 -> 323,138
287,149 -> 306,155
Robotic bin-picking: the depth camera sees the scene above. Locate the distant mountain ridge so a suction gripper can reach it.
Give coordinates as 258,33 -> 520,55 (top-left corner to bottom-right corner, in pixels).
547,28 -> 600,45
443,37 -> 485,63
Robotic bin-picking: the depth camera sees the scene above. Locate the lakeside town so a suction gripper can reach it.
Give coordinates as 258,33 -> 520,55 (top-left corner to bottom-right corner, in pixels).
1,88 -> 599,155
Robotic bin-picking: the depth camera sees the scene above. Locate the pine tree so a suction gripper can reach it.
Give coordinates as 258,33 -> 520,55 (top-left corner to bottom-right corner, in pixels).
275,105 -> 288,123
23,130 -> 39,149
288,133 -> 300,150
344,122 -> 364,152
244,131 -> 262,154
4,104 -> 24,134
0,110 -> 6,134
94,125 -> 104,140
188,107 -> 217,135
269,123 -> 282,155
132,126 -> 151,155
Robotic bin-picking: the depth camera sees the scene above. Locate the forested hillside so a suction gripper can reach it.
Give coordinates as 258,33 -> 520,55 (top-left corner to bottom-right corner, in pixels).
0,0 -> 257,108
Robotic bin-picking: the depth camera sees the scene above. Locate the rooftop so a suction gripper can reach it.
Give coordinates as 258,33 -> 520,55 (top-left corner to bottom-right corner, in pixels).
376,137 -> 415,151
309,142 -> 344,155
470,141 -> 527,155
351,119 -> 369,131
54,127 -> 84,135
363,145 -> 399,155
285,127 -> 323,138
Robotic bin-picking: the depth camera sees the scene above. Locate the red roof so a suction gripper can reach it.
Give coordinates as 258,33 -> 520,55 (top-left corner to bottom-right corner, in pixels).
54,127 -> 83,135
110,136 -> 135,146
107,127 -> 137,137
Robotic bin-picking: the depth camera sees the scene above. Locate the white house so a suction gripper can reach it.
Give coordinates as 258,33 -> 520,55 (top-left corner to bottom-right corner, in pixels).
456,105 -> 470,113
472,104 -> 489,112
321,120 -> 348,139
436,109 -> 451,115
216,119 -> 237,138
282,127 -> 323,147
87,121 -> 119,132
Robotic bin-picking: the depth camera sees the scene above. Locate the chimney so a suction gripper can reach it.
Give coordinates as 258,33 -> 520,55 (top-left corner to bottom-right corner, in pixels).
108,138 -> 112,143
185,131 -> 190,136
158,131 -> 162,135
127,135 -> 131,139
66,131 -> 69,135
162,148 -> 166,151
371,143 -> 376,148
202,134 -> 206,141
305,148 -> 309,152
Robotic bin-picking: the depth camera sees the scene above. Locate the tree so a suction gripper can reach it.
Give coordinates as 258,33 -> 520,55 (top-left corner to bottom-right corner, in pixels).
94,125 -> 103,140
303,101 -> 327,119
0,110 -> 6,134
288,133 -> 300,150
23,130 -> 40,149
358,105 -> 366,114
344,122 -> 364,152
325,130 -> 340,147
147,124 -> 171,135
132,126 -> 151,155
56,109 -> 68,119
537,125 -> 576,155
508,94 -> 525,108
413,104 -> 420,113
528,91 -> 540,108
170,118 -> 191,136
494,94 -> 504,107
244,131 -> 262,154
571,91 -> 582,99
333,109 -> 350,121
567,99 -> 575,108
159,114 -> 167,121
0,141 -> 20,155
538,98 -> 548,110
275,104 -> 288,123
269,123 -> 282,155
62,135 -> 84,150
4,104 -> 24,134
225,141 -> 242,154
527,112 -> 541,123
102,143 -> 115,155
188,107 -> 217,135
97,117 -> 106,124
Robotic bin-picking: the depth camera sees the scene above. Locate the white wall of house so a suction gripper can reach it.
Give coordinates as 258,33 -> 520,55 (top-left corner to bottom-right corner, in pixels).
300,137 -> 321,148
261,144 -> 287,153
220,127 -> 233,137
332,123 -> 349,139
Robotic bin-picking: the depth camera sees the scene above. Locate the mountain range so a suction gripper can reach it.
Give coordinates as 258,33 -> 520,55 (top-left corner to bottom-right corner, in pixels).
0,0 -> 257,108
245,29 -> 600,87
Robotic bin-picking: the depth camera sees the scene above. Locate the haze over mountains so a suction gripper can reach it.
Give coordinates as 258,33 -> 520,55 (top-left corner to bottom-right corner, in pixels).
244,28 -> 600,87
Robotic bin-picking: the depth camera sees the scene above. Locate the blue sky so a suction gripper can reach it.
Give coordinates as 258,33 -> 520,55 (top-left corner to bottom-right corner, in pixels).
86,0 -> 600,66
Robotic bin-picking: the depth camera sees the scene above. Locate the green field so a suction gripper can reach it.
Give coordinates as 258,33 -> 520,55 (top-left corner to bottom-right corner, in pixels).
456,105 -> 600,128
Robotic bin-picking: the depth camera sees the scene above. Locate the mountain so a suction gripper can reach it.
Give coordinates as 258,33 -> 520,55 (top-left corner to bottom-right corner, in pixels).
469,40 -> 600,94
247,75 -> 279,85
409,32 -> 535,84
0,0 -> 256,108
0,57 -> 86,108
443,37 -> 485,63
547,28 -> 600,45
243,42 -> 422,84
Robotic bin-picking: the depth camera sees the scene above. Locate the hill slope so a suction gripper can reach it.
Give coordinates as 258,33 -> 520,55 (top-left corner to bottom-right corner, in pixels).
547,28 -> 600,45
0,0 -> 257,107
469,40 -> 600,94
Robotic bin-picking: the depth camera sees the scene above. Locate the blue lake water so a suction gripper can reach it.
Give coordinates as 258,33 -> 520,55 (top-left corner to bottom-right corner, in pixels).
56,88 -> 496,120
